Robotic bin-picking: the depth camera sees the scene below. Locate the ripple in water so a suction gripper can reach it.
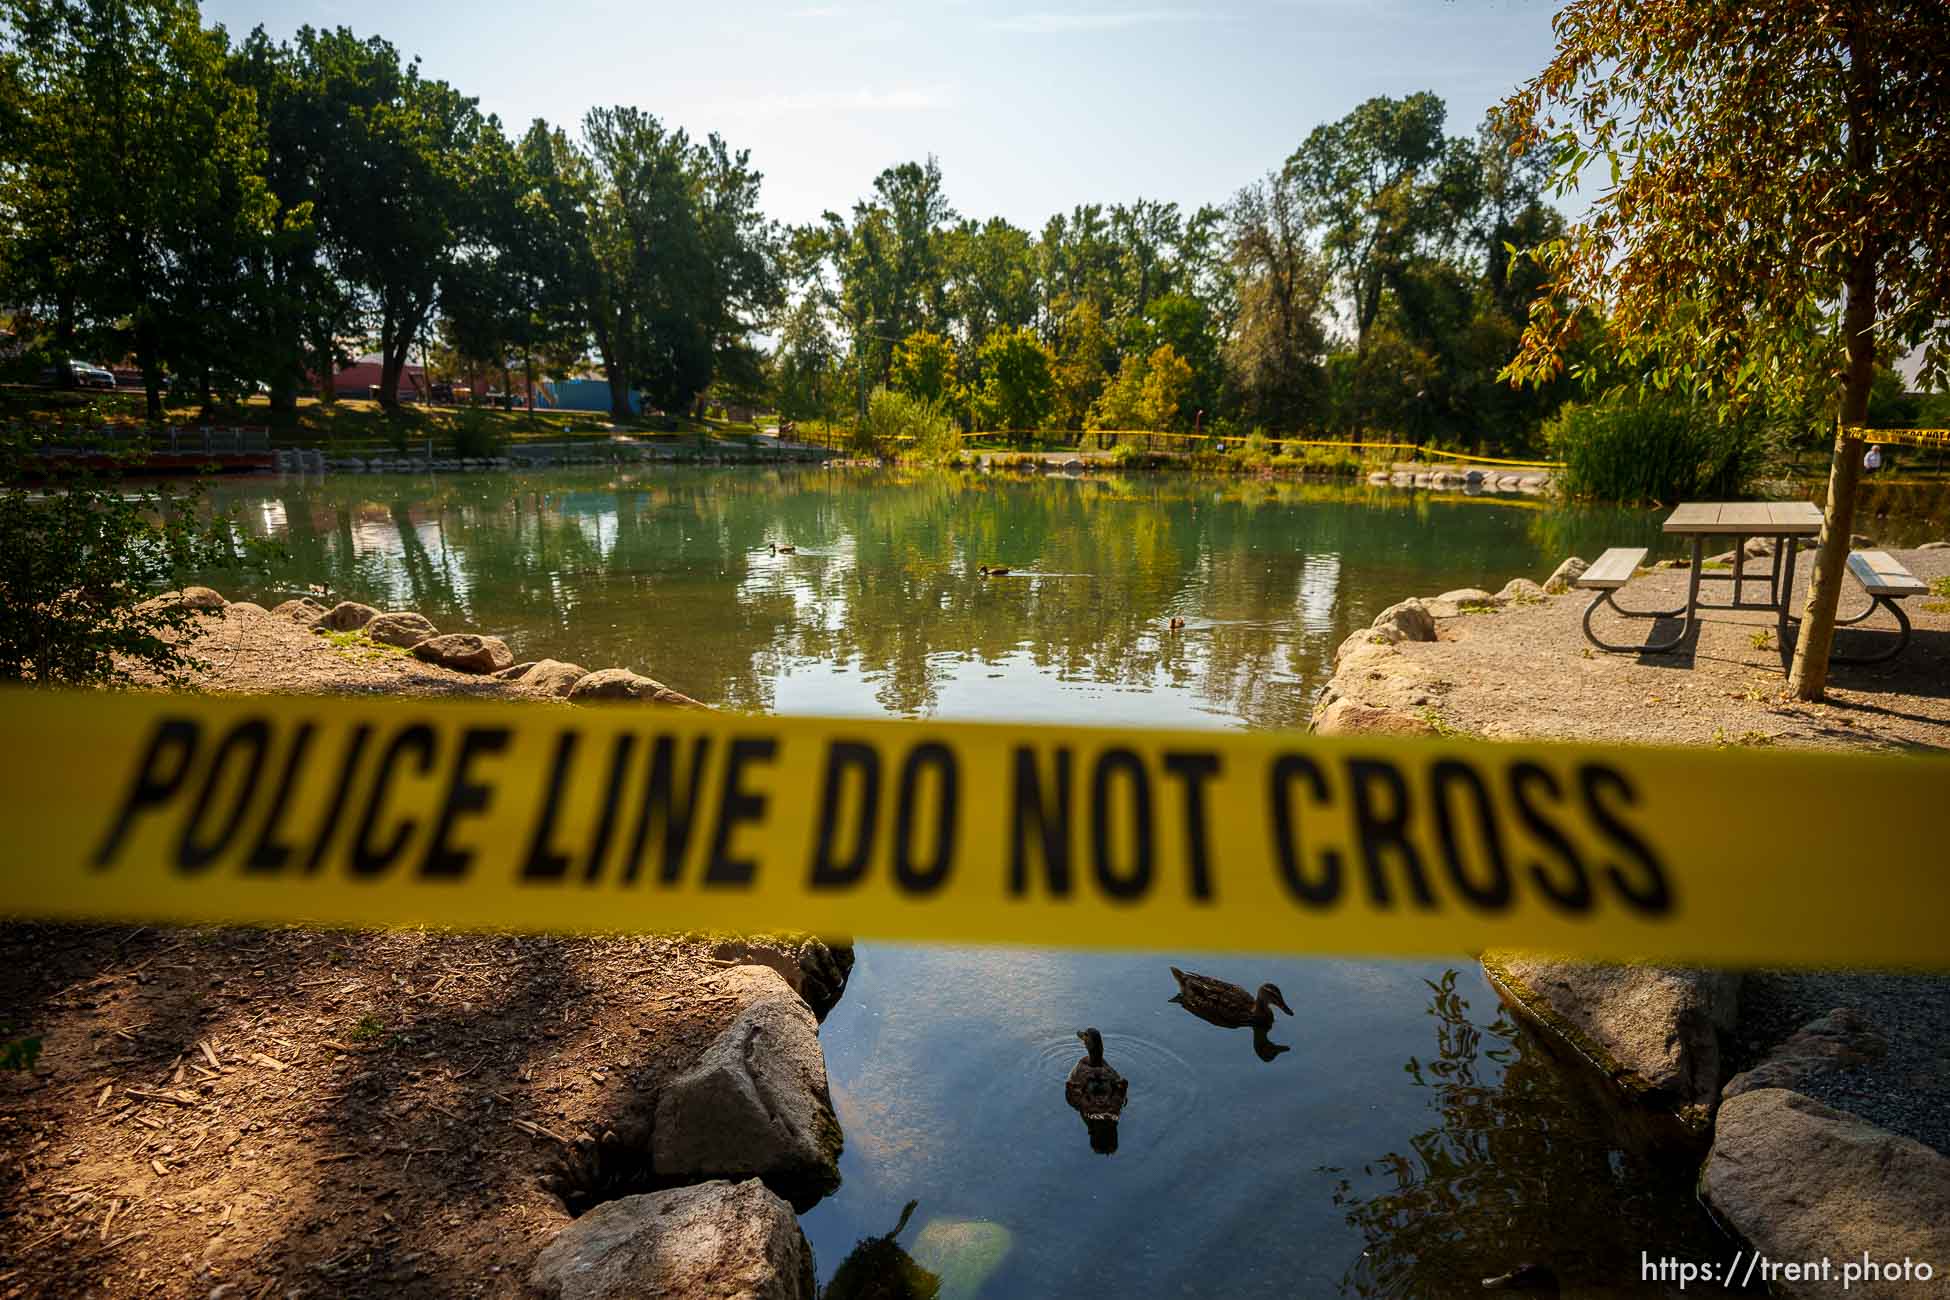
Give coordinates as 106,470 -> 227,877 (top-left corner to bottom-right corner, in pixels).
1020,1031 -> 1202,1145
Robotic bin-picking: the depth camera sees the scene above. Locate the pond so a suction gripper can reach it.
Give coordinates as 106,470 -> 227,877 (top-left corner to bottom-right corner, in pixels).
197,466 -> 1770,1297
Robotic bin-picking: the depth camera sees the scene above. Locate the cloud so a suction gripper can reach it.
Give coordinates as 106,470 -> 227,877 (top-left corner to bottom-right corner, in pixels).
989,9 -> 1203,32
791,5 -> 845,16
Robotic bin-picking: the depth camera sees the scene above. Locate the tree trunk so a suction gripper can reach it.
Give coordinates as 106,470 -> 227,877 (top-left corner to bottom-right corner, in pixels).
1788,17 -> 1880,703
607,370 -> 632,421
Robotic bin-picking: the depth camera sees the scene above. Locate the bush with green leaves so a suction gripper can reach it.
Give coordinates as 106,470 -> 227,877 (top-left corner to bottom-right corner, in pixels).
450,408 -> 507,459
0,435 -> 270,684
1544,392 -> 1768,504
855,388 -> 960,463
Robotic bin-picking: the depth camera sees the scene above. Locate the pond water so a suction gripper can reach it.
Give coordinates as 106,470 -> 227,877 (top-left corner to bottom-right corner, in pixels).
196,467 -> 1779,1297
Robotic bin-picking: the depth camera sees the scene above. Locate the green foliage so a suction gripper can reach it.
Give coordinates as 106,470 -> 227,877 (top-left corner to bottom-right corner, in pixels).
449,408 -> 506,458
972,327 -> 1053,442
1544,393 -> 1766,504
857,387 -> 959,463
0,439 -> 268,683
891,330 -> 957,405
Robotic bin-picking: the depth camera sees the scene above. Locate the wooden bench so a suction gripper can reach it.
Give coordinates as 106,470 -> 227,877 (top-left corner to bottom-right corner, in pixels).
1575,547 -> 1648,591
1577,547 -> 1692,652
1831,550 -> 1927,663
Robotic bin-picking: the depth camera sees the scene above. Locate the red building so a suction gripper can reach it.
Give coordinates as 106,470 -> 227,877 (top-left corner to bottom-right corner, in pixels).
325,355 -> 427,401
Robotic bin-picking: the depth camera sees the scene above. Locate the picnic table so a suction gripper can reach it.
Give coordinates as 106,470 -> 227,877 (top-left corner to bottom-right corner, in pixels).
1663,501 -> 1826,647
1577,501 -> 1824,653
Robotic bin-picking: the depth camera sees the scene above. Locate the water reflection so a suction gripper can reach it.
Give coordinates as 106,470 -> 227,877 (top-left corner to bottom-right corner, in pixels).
822,1200 -> 941,1300
191,468 -> 1683,727
1326,970 -> 1734,1298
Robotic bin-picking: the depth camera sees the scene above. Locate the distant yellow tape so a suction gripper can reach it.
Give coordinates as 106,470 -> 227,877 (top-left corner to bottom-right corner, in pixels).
1843,426 -> 1950,449
1,690 -> 1944,968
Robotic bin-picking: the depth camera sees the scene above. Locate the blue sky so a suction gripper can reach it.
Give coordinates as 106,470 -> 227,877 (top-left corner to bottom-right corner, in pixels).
200,0 -> 1565,229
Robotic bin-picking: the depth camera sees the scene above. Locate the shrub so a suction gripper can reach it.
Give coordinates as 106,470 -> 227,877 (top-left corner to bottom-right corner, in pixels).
450,408 -> 506,459
1545,391 -> 1768,504
859,388 -> 960,463
0,434 -> 272,684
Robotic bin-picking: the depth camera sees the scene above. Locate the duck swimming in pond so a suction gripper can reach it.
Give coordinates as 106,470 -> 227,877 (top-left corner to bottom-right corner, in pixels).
1065,1028 -> 1127,1154
1167,967 -> 1294,1030
977,564 -> 1010,577
769,542 -> 796,554
1167,616 -> 1185,630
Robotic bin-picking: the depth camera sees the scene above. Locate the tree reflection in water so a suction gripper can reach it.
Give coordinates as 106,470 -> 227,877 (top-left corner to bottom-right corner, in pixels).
1325,970 -> 1731,1299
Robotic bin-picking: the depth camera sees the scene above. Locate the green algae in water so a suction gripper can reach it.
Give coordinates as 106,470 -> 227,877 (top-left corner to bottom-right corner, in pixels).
910,1220 -> 1012,1299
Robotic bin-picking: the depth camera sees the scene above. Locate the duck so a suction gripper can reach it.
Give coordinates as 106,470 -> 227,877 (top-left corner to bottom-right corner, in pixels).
1167,616 -> 1186,630
1065,1028 -> 1128,1119
977,564 -> 1010,577
1167,967 -> 1294,1029
769,542 -> 796,555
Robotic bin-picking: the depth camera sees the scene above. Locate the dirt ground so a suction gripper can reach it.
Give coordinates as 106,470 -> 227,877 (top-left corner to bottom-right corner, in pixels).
0,923 -> 766,1299
1395,546 -> 1950,752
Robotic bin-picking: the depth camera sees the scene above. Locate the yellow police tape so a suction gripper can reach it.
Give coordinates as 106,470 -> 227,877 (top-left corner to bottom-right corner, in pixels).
1,690 -> 1944,969
1842,426 -> 1950,449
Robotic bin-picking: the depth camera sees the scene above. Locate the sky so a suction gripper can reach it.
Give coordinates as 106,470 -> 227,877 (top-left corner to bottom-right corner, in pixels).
197,0 -> 1567,230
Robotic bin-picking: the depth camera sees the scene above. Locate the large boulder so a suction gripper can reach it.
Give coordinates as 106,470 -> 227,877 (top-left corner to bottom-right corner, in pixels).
709,935 -> 856,1022
314,600 -> 379,632
495,658 -> 589,697
1495,577 -> 1547,604
270,596 -> 326,623
1544,556 -> 1588,593
1433,587 -> 1496,606
1480,953 -> 1740,1137
1723,1007 -> 1888,1100
410,633 -> 513,674
139,586 -> 226,615
363,611 -> 438,649
528,1179 -> 815,1300
568,668 -> 703,708
653,995 -> 843,1211
1702,1090 -> 1950,1299
1369,598 -> 1436,644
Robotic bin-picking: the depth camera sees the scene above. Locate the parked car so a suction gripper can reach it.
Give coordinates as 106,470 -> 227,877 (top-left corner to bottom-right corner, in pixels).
41,359 -> 117,390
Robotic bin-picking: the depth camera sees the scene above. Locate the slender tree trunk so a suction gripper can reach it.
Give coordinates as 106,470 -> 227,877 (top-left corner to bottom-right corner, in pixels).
1789,18 -> 1880,701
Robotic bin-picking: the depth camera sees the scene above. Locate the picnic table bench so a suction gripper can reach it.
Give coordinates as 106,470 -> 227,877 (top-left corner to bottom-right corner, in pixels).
1825,551 -> 1928,664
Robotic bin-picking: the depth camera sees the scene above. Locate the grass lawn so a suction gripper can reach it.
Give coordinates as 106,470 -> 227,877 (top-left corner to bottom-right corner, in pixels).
0,385 -> 769,454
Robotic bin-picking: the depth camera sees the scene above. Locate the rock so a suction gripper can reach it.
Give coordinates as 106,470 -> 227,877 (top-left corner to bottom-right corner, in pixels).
363,612 -> 438,649
709,935 -> 856,1022
1335,627 -> 1399,663
568,668 -> 703,708
1705,550 -> 1736,565
1495,578 -> 1547,603
653,996 -> 843,1211
270,597 -> 326,623
1480,953 -> 1740,1135
1061,458 -> 1086,472
1366,472 -> 1391,485
1544,556 -> 1587,593
1433,587 -> 1497,606
528,1179 -> 815,1300
1370,598 -> 1437,643
1702,1090 -> 1950,1299
313,601 -> 379,633
140,586 -> 226,614
1311,698 -> 1438,737
410,633 -> 513,674
1517,474 -> 1548,490
225,601 -> 267,616
1850,532 -> 1874,548
495,659 -> 588,697
1723,1007 -> 1888,1100
1742,536 -> 1774,556
1916,540 -> 1949,550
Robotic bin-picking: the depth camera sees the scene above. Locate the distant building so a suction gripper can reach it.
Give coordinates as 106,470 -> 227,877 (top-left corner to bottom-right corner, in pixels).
539,377 -> 643,415
326,355 -> 427,401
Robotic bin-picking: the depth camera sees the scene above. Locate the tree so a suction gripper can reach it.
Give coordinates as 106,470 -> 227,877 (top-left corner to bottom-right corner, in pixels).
1225,170 -> 1332,428
1285,92 -> 1473,358
1049,298 -> 1113,432
3,0 -> 272,419
1499,0 -> 1950,700
972,326 -> 1052,442
299,27 -> 492,410
891,329 -> 956,405
1137,343 -> 1193,431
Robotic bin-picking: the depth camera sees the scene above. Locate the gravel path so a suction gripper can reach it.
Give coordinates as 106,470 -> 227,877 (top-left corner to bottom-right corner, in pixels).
1733,970 -> 1950,1155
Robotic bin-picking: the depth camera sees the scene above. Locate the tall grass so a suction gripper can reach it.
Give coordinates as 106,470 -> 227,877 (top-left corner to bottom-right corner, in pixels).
1546,393 -> 1768,504
854,388 -> 961,463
